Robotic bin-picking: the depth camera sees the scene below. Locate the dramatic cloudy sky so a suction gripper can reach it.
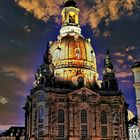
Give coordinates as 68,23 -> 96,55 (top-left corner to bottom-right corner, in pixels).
0,0 -> 140,132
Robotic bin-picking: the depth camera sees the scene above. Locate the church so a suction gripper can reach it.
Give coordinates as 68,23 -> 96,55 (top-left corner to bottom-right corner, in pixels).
24,0 -> 129,140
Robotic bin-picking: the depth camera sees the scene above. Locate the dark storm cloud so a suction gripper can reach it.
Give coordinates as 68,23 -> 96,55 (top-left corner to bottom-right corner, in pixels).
0,73 -> 26,124
0,0 -> 42,128
0,0 -> 60,130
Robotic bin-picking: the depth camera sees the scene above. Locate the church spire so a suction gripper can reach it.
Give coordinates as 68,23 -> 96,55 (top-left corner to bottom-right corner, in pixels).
43,42 -> 52,64
104,49 -> 113,69
101,49 -> 118,91
33,43 -> 55,89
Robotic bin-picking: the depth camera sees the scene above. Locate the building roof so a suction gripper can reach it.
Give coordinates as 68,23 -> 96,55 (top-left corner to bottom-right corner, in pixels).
129,124 -> 139,130
132,62 -> 140,68
0,126 -> 25,137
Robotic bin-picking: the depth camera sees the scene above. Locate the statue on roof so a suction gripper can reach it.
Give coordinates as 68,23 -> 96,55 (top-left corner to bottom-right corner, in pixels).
33,43 -> 55,88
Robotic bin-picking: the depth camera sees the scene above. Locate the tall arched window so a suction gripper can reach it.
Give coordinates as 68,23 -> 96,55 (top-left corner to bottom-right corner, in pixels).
58,109 -> 64,123
81,110 -> 87,123
90,50 -> 95,61
69,11 -> 75,23
75,48 -> 81,59
58,109 -> 65,137
54,47 -> 61,60
38,107 -> 44,137
81,109 -> 88,138
101,111 -> 108,138
101,111 -> 107,124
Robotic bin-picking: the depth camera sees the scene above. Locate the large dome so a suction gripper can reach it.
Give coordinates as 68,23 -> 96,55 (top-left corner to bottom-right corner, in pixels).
47,0 -> 99,89
50,35 -> 96,70
50,34 -> 99,88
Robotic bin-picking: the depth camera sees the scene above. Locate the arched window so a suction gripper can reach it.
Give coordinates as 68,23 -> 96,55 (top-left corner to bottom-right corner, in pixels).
54,47 -> 61,60
90,50 -> 95,61
101,111 -> 108,138
37,107 -> 44,138
81,110 -> 87,123
81,110 -> 88,138
101,126 -> 107,138
75,48 -> 81,59
38,107 -> 44,123
58,109 -> 64,123
58,109 -> 65,137
101,111 -> 107,124
39,108 -> 44,117
69,11 -> 75,23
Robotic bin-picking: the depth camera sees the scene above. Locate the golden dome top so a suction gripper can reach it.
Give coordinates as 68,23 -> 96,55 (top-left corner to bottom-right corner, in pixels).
50,35 -> 97,72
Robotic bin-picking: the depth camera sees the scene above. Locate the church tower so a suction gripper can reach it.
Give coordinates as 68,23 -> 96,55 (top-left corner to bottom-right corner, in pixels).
24,1 -> 129,140
101,50 -> 118,91
132,62 -> 140,127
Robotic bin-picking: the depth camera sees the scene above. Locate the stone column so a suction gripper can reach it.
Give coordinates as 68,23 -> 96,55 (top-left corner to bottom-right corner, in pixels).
73,103 -> 80,140
68,102 -> 74,137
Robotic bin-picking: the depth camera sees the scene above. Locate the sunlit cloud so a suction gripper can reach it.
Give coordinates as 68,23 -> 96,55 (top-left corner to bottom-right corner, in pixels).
0,97 -> 8,105
15,0 -> 63,23
128,55 -> 134,61
126,46 -> 135,51
114,52 -> 126,57
24,25 -> 31,32
103,31 -> 111,38
117,59 -> 125,64
120,80 -> 133,87
113,46 -> 137,62
15,0 -> 138,31
1,66 -> 33,84
116,71 -> 133,78
121,80 -> 131,83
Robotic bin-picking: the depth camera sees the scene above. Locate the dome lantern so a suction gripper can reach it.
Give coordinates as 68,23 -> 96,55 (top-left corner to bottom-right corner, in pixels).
60,0 -> 81,36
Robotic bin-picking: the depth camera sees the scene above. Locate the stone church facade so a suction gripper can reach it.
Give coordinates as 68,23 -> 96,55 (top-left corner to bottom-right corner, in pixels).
24,0 -> 129,140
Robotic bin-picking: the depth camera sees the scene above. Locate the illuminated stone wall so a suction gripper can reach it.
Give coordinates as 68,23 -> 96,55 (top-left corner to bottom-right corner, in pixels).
26,88 -> 128,140
50,35 -> 98,88
132,63 -> 140,127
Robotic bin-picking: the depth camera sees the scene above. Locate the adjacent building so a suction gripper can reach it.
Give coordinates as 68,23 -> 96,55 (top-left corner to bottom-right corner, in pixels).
0,126 -> 25,140
24,0 -> 129,140
132,62 -> 140,127
129,124 -> 140,140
